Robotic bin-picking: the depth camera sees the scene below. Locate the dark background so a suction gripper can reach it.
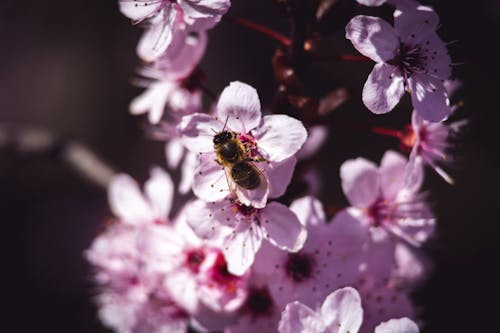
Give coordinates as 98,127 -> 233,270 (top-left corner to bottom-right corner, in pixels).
0,0 -> 496,332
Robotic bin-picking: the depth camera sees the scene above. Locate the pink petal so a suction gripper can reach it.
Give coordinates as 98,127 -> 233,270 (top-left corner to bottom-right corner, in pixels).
252,114 -> 307,162
145,167 -> 174,220
164,269 -> 200,313
421,33 -> 452,80
340,157 -> 380,208
409,73 -> 451,122
217,81 -> 262,134
345,15 -> 399,63
108,174 -> 153,225
185,200 -> 234,240
278,301 -> 320,333
223,222 -> 263,276
118,0 -> 163,22
137,6 -> 187,62
179,113 -> 223,153
130,81 -> 175,124
321,287 -> 363,333
180,0 -> 230,30
179,151 -> 197,194
260,202 -> 307,252
394,3 -> 439,44
379,150 -> 408,200
289,196 -> 326,227
375,317 -> 419,333
362,63 -> 405,114
329,209 -> 369,257
192,153 -> 231,203
356,0 -> 387,6
264,157 -> 297,199
165,138 -> 185,169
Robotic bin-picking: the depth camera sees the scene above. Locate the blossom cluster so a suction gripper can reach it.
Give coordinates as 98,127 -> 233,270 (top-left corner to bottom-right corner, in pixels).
86,0 -> 465,332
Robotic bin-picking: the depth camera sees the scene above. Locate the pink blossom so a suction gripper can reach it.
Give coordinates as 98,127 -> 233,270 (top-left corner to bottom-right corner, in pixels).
179,81 -> 308,208
186,198 -> 307,276
253,196 -> 365,309
130,32 -> 206,124
403,110 -> 467,184
375,318 -> 419,333
346,4 -> 452,122
278,287 -> 363,333
120,0 -> 230,61
340,150 -> 435,246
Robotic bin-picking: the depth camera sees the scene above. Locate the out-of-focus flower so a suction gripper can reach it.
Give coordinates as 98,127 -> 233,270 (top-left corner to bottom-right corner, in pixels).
340,150 -> 435,246
186,198 -> 307,276
253,196 -> 365,309
346,4 -> 452,122
119,0 -> 230,61
179,81 -> 307,208
375,318 -> 419,333
278,287 -> 363,333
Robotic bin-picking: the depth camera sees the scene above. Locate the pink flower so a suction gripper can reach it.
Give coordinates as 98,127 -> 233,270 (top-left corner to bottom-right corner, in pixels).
120,0 -> 230,61
403,110 -> 467,184
130,32 -> 206,124
186,198 -> 307,276
179,81 -> 308,208
346,4 -> 452,122
278,287 -> 363,333
375,318 -> 419,333
253,196 -> 365,309
340,150 -> 435,246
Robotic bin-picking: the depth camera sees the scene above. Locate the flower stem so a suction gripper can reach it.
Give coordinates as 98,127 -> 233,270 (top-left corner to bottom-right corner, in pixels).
222,16 -> 291,46
371,126 -> 403,138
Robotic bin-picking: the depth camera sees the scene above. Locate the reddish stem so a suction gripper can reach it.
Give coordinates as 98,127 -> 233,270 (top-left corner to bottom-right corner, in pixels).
311,53 -> 372,62
371,126 -> 403,139
223,16 -> 291,46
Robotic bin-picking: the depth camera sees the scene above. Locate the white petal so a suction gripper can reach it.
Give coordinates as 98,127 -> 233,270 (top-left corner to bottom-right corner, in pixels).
119,0 -> 163,22
178,113 -> 223,153
375,317 -> 419,333
185,200 -> 234,240
192,153 -> 231,202
217,81 -> 261,133
321,287 -> 363,333
260,202 -> 307,252
345,15 -> 399,63
179,151 -> 197,194
108,174 -> 153,225
340,157 -> 380,208
278,301 -> 323,333
264,157 -> 297,199
252,114 -> 307,162
290,196 -> 326,227
394,3 -> 440,43
363,63 -> 405,114
379,150 -> 409,200
409,74 -> 451,122
145,167 -> 174,220
223,222 -> 263,276
130,81 -> 175,124
165,138 -> 185,169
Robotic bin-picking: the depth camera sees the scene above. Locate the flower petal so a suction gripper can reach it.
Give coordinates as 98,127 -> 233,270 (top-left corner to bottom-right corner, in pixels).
217,81 -> 261,134
345,15 -> 399,63
179,151 -> 197,194
165,138 -> 185,169
185,200 -> 234,240
264,157 -> 297,199
118,0 -> 163,22
409,73 -> 451,122
179,113 -> 223,153
145,167 -> 174,220
290,196 -> 326,227
363,63 -> 405,114
379,150 -> 409,200
108,174 -> 153,225
130,81 -> 175,124
223,222 -> 263,276
260,202 -> 307,252
192,153 -> 231,202
394,3 -> 440,44
296,125 -> 328,160
180,0 -> 230,30
278,301 -> 322,333
375,317 -> 419,333
321,287 -> 363,333
252,114 -> 307,162
340,157 -> 380,208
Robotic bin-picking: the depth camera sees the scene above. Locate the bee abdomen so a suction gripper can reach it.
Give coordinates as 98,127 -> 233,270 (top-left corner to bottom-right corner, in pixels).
219,141 -> 240,162
231,161 -> 260,190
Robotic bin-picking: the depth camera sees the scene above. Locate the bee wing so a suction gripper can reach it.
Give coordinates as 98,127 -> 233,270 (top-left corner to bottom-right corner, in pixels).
222,164 -> 239,200
234,161 -> 269,209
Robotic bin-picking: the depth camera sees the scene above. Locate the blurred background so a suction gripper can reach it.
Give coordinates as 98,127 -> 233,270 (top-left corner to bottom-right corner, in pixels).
1,0 -> 496,332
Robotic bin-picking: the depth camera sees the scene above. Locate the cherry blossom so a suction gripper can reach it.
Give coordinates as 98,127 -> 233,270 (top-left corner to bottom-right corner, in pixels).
340,150 -> 435,246
375,317 -> 419,333
278,287 -> 363,333
179,81 -> 307,208
119,0 -> 230,61
346,4 -> 452,122
253,196 -> 365,309
186,198 -> 307,276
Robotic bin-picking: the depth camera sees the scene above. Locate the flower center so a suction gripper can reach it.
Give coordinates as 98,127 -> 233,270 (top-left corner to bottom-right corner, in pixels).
185,248 -> 205,273
209,252 -> 239,293
243,287 -> 274,317
388,43 -> 427,80
367,198 -> 388,227
285,253 -> 315,283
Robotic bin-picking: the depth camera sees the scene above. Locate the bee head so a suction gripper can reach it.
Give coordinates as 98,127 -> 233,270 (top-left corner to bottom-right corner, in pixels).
213,131 -> 233,145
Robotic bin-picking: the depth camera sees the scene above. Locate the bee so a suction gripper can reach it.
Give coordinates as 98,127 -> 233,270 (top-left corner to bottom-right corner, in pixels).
213,130 -> 266,191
